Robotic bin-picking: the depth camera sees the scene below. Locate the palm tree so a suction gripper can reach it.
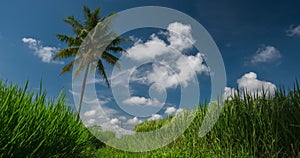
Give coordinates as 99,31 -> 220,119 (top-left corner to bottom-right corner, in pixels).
54,6 -> 127,118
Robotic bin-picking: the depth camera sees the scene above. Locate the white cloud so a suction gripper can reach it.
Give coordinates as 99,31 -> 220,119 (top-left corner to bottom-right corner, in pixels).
82,107 -> 134,137
165,107 -> 184,116
122,96 -> 164,107
127,34 -> 170,61
224,72 -> 277,100
165,107 -> 177,115
126,22 -> 195,61
86,119 -> 96,126
122,22 -> 209,90
69,90 -> 110,106
167,22 -> 195,51
237,72 -> 276,96
251,46 -> 281,64
147,114 -> 163,121
118,116 -> 127,121
143,52 -> 208,89
146,64 -> 179,89
99,121 -> 135,138
110,67 -> 136,89
110,118 -> 120,125
22,37 -> 63,64
84,98 -> 109,106
175,53 -> 209,86
287,25 -> 300,37
86,78 -> 104,85
84,110 -> 97,117
127,117 -> 142,125
223,87 -> 238,101
175,108 -> 184,116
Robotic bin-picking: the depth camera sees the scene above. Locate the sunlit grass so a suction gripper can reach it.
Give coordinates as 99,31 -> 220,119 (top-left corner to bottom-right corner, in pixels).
1,79 -> 299,157
98,81 -> 300,157
0,80 -> 101,157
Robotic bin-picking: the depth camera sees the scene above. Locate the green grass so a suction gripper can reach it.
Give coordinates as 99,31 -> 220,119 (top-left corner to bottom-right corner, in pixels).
1,79 -> 300,157
0,80 -> 102,157
97,82 -> 300,157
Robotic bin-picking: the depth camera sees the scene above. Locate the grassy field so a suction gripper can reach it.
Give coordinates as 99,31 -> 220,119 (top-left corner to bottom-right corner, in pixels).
97,83 -> 300,157
0,80 -> 103,157
0,80 -> 299,157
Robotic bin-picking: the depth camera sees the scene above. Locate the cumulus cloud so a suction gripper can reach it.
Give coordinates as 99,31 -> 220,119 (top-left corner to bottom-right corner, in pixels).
147,114 -> 163,121
134,52 -> 208,89
127,117 -> 142,125
175,108 -> 184,116
82,107 -> 135,137
118,116 -> 127,121
122,96 -> 164,107
110,118 -> 120,125
224,72 -> 276,100
80,102 -> 119,128
223,87 -> 238,101
165,107 -> 177,115
123,22 -> 209,89
69,90 -> 110,106
84,98 -> 109,106
287,25 -> 300,37
251,46 -> 281,64
84,110 -> 97,117
165,107 -> 184,116
167,22 -> 195,51
86,119 -> 96,126
126,22 -> 195,61
22,37 -> 63,64
237,72 -> 276,96
127,34 -> 170,61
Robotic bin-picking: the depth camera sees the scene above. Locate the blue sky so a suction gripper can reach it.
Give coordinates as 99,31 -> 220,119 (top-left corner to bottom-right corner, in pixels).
1,0 -> 300,131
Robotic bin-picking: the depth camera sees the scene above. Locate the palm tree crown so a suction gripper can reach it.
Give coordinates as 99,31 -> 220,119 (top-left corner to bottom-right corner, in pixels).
54,6 -> 128,118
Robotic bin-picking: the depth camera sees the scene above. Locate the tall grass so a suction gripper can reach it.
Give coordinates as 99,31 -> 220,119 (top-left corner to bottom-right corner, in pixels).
1,79 -> 299,157
98,82 -> 300,157
0,80 -> 100,157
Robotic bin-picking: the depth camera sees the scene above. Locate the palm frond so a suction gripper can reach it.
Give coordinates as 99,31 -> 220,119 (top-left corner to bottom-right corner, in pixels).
89,12 -> 115,37
79,29 -> 89,39
84,7 -> 102,31
106,46 -> 127,54
83,6 -> 92,20
97,59 -> 110,87
57,5 -> 127,89
53,47 -> 79,60
101,51 -> 120,68
110,37 -> 131,46
104,37 -> 130,54
59,60 -> 74,76
63,16 -> 83,35
93,8 -> 101,20
56,34 -> 82,47
89,20 -> 114,42
90,33 -> 118,52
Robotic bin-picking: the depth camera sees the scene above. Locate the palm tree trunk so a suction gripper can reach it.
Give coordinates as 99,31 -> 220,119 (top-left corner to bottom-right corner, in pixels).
77,64 -> 90,119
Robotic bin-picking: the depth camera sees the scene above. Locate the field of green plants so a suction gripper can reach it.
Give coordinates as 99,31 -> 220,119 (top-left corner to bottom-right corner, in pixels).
0,80 -> 103,157
0,80 -> 299,157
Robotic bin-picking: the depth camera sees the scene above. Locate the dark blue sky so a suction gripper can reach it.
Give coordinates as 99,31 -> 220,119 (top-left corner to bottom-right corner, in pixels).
0,1 -> 300,125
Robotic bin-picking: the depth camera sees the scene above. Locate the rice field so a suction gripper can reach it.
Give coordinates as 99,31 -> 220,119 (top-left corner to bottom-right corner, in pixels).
0,80 -> 102,157
0,79 -> 299,157
98,82 -> 300,157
